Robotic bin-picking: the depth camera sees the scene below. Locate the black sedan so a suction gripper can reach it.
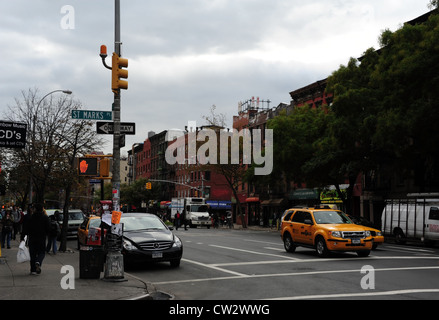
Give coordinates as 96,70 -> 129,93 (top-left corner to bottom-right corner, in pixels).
121,213 -> 183,268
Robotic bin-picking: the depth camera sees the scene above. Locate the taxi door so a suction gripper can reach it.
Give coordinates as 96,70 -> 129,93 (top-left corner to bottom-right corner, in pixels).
296,211 -> 314,245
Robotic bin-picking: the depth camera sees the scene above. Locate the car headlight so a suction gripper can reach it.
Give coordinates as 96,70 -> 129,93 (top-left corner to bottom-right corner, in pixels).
365,231 -> 371,237
376,231 -> 382,236
123,240 -> 135,251
173,236 -> 182,248
331,231 -> 342,238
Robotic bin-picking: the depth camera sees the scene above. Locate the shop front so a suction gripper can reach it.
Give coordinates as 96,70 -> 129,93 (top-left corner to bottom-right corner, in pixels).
206,200 -> 232,221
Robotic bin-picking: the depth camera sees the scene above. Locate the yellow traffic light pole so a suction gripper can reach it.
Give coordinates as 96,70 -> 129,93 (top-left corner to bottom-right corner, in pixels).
98,0 -> 126,281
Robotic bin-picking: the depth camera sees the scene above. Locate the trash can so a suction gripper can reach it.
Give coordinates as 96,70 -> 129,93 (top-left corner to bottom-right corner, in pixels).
79,245 -> 104,279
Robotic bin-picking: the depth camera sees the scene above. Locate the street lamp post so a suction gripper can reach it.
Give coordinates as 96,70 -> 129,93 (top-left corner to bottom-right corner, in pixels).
28,89 -> 72,206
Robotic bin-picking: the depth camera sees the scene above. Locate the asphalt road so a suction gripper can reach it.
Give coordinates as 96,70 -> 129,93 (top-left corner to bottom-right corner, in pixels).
124,227 -> 439,300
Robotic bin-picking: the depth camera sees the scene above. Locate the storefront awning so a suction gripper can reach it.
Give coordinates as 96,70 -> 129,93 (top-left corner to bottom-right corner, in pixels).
261,198 -> 286,206
246,197 -> 260,203
206,200 -> 231,210
289,188 -> 319,200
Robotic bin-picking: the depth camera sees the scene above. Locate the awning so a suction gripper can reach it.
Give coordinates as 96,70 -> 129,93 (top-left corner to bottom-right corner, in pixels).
206,200 -> 231,210
289,188 -> 319,200
261,198 -> 286,206
246,197 -> 260,203
160,201 -> 171,208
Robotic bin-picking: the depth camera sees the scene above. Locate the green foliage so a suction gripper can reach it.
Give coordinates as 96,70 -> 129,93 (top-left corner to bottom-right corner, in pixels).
268,10 -> 439,200
120,178 -> 160,209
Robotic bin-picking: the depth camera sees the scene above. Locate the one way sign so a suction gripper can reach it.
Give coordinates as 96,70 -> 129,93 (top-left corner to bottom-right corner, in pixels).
96,122 -> 136,135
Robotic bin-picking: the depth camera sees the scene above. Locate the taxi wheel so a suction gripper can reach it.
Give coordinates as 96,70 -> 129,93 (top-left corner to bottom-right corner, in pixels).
315,237 -> 329,258
283,234 -> 296,253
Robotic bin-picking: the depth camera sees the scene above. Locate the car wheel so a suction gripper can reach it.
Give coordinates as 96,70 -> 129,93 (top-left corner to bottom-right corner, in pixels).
315,237 -> 329,258
170,259 -> 181,268
394,228 -> 407,245
283,234 -> 296,253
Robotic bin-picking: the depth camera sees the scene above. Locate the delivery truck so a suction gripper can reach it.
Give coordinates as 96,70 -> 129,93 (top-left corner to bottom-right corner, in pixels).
381,194 -> 439,245
171,197 -> 211,228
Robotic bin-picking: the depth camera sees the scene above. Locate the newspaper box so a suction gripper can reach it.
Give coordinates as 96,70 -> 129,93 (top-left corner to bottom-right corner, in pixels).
79,245 -> 104,279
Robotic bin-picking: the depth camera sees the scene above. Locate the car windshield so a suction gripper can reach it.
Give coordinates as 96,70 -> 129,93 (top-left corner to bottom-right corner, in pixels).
121,215 -> 167,232
69,212 -> 84,220
313,211 -> 352,224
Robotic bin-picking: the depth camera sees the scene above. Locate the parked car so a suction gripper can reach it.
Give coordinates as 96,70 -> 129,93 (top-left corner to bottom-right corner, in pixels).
121,213 -> 183,268
346,214 -> 384,250
47,209 -> 85,238
281,206 -> 373,257
77,215 -> 105,248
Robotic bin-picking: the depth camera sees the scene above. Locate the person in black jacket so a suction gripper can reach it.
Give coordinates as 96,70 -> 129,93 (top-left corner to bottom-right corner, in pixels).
21,203 -> 50,275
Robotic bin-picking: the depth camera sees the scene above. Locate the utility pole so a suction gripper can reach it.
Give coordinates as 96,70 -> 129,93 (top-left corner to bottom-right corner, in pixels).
98,0 -> 127,281
113,0 -> 121,213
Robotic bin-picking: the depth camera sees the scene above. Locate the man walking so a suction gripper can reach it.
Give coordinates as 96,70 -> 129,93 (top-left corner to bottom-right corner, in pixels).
21,203 -> 50,275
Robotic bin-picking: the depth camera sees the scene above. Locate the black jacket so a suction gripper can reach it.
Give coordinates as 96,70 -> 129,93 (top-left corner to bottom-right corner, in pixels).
22,212 -> 50,244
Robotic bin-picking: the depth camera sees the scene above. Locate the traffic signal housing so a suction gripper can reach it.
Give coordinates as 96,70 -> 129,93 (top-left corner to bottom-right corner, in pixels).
100,158 -> 110,177
112,52 -> 128,93
78,158 -> 98,176
146,182 -> 152,190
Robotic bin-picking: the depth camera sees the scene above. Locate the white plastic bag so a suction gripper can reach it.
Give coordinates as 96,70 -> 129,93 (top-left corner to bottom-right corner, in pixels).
17,240 -> 30,263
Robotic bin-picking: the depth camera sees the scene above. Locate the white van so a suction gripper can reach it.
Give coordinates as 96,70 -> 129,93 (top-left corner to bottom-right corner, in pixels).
381,195 -> 439,245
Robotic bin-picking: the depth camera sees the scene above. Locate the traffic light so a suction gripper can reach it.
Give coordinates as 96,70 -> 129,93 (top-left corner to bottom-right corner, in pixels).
146,182 -> 152,190
100,158 -> 110,177
78,157 -> 98,176
111,52 -> 128,93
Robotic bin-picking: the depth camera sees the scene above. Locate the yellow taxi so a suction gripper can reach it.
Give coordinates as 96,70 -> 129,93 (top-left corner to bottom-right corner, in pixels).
281,206 -> 374,257
346,214 -> 384,250
77,215 -> 105,249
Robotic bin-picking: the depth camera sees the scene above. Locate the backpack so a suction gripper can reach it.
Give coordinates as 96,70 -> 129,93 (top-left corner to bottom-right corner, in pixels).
50,220 -> 60,237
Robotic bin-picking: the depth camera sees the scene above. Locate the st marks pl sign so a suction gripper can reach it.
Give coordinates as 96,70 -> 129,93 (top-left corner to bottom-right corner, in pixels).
0,121 -> 27,149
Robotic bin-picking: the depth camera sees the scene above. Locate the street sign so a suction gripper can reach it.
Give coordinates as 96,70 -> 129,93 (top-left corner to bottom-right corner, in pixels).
72,110 -> 113,121
0,121 -> 27,149
96,122 -> 136,135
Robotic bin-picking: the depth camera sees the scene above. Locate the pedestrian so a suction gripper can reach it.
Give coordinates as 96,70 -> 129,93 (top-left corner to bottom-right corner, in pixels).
174,211 -> 181,230
1,210 -> 14,249
46,212 -> 60,254
12,205 -> 21,240
21,203 -> 50,275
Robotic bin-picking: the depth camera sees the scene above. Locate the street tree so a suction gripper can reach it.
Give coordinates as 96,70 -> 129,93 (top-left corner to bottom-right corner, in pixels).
5,88 -> 104,251
200,105 -> 248,228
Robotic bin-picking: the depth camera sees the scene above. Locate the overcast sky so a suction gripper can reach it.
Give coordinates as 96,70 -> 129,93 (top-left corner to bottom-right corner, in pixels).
0,0 -> 432,155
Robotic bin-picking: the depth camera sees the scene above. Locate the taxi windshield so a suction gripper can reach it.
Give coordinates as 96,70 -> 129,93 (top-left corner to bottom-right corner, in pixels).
313,211 -> 352,224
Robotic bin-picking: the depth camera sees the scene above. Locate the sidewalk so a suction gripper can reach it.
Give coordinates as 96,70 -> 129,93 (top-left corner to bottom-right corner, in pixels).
0,238 -> 153,300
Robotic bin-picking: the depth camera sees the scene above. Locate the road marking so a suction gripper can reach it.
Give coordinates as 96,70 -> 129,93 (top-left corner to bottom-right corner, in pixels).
181,258 -> 249,277
264,246 -> 285,251
244,239 -> 283,246
211,255 -> 439,267
152,263 -> 439,286
267,289 -> 439,300
383,245 -> 436,253
209,244 -> 299,260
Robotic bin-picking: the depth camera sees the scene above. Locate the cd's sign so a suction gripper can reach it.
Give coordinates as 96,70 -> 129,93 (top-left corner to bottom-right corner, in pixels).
0,121 -> 27,149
